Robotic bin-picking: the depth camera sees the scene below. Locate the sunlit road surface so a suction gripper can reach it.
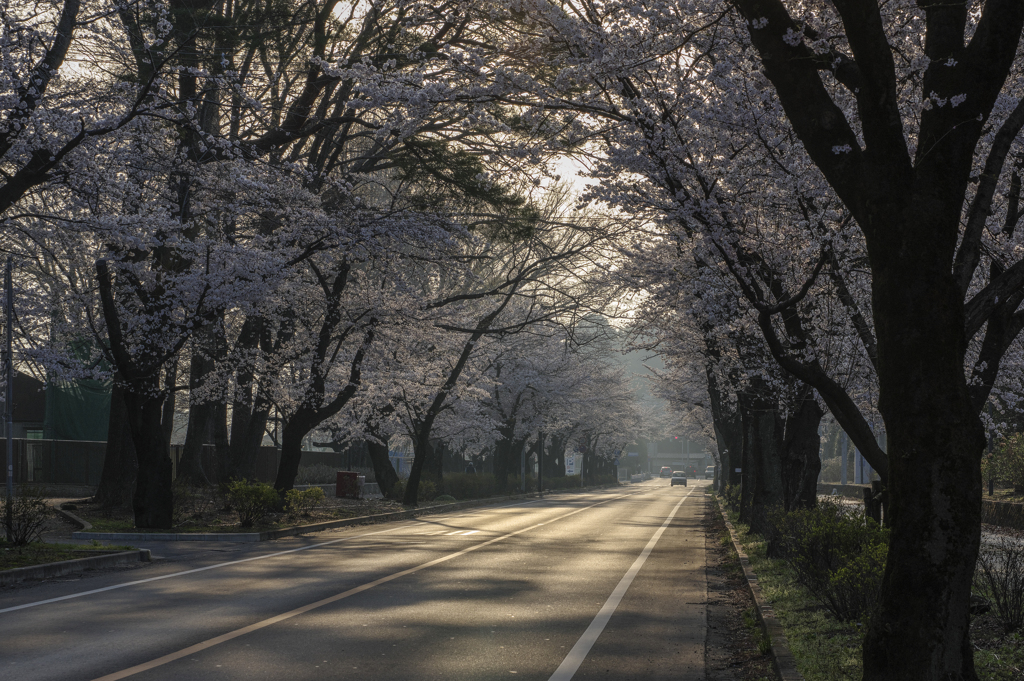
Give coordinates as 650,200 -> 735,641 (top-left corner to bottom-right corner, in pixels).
1,480 -> 708,681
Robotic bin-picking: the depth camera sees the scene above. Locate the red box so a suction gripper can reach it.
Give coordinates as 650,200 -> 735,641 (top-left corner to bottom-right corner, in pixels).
336,471 -> 359,499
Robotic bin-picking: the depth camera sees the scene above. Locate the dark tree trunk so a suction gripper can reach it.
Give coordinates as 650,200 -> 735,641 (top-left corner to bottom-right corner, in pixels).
179,401 -> 213,485
224,402 -> 270,481
160,358 -> 177,450
212,400 -> 229,481
95,376 -> 137,508
274,415 -> 312,494
404,431 -> 432,506
781,391 -> 824,511
124,383 -> 173,528
862,228 -> 985,680
709,390 -> 743,492
425,438 -> 444,489
547,435 -> 567,478
737,384 -> 784,535
366,437 -> 398,498
493,421 -> 516,491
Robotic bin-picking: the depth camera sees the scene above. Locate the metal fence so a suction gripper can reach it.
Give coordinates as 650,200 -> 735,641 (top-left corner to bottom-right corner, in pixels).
3,438 -> 106,486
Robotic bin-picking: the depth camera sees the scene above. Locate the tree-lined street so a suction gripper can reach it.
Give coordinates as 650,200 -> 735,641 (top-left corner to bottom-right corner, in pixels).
2,482 -> 707,681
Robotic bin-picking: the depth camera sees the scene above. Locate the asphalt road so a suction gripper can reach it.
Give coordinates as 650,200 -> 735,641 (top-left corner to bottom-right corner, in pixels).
1,479 -> 709,681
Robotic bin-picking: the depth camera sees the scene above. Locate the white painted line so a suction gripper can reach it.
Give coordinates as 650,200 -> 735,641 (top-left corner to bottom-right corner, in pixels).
91,493 -> 631,681
0,525 -> 408,615
445,530 -> 463,535
548,487 -> 694,681
462,530 -> 480,535
0,494 -> 593,616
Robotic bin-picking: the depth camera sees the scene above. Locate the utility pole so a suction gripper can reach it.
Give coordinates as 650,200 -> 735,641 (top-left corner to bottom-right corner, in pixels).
5,257 -> 13,542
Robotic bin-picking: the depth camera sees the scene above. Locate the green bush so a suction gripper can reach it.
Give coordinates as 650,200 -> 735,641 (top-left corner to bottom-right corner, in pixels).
434,494 -> 456,503
1,488 -> 50,546
991,433 -> 1024,493
295,464 -> 338,485
172,479 -> 216,526
722,483 -> 741,510
975,535 -> 1024,633
390,478 -> 437,503
444,472 -> 498,500
227,479 -> 279,527
768,499 -> 888,621
284,487 -> 326,517
543,475 -> 582,491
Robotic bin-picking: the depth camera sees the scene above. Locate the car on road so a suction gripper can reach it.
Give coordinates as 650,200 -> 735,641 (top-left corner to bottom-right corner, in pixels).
670,471 -> 687,486
659,466 -> 673,478
705,466 -> 716,480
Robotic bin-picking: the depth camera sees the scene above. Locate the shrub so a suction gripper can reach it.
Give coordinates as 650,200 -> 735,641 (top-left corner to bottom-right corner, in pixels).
227,479 -> 279,527
295,464 -> 338,485
1,488 -> 50,546
284,487 -> 326,517
768,499 -> 888,621
544,475 -> 582,491
975,535 -> 1024,633
172,479 -> 216,526
444,472 -> 498,500
390,478 -> 437,503
434,494 -> 456,503
991,434 -> 1024,493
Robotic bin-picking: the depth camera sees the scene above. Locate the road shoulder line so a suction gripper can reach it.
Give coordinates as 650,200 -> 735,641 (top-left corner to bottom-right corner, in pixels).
88,493 -> 631,680
548,486 -> 694,681
717,496 -> 804,681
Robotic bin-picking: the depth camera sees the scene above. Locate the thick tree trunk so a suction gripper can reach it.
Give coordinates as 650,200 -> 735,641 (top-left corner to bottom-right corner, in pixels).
179,347 -> 214,484
160,358 -> 177,450
274,416 -> 311,494
781,392 -> 823,511
737,384 -> 785,535
547,435 -> 566,478
493,422 -> 516,491
94,376 -> 136,508
425,438 -> 444,489
212,400 -> 229,481
124,384 -> 173,528
179,399 -> 214,485
404,431 -> 432,506
224,402 -> 270,481
367,437 -> 399,498
862,233 -> 985,680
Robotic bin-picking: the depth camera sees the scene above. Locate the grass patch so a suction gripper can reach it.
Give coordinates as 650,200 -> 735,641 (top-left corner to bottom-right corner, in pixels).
718,498 -> 1024,681
974,632 -> 1024,680
1,542 -> 136,571
722,501 -> 865,681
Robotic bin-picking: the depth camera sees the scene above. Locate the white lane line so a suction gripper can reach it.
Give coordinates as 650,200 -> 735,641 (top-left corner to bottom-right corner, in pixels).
0,494 -> 594,615
445,530 -> 463,535
548,487 -> 695,681
0,525 -> 408,615
462,530 -> 480,535
91,493 -> 631,681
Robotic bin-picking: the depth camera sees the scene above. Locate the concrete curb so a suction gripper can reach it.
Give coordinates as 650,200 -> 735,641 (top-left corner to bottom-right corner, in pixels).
72,484 -> 622,543
52,502 -> 93,531
0,549 -> 152,587
716,497 -> 804,681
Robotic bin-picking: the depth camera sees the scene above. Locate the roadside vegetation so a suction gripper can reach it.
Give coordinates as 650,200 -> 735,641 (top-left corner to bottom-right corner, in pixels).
715,492 -> 1024,681
67,474 -> 620,536
0,542 -> 136,571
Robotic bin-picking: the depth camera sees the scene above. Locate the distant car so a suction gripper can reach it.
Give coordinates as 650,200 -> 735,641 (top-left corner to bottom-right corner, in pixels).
671,471 -> 687,486
659,466 -> 673,478
705,466 -> 716,480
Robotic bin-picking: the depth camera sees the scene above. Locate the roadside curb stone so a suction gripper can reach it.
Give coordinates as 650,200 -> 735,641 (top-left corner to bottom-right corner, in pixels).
0,549 -> 152,587
70,484 -> 622,543
716,496 -> 804,681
